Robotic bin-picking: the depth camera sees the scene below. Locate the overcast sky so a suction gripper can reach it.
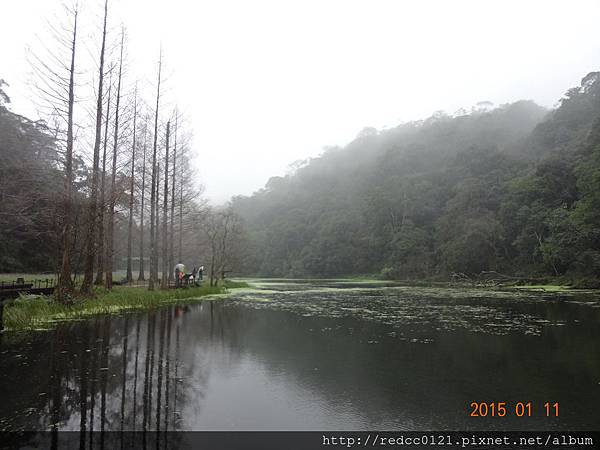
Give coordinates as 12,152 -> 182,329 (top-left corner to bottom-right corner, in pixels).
4,0 -> 600,203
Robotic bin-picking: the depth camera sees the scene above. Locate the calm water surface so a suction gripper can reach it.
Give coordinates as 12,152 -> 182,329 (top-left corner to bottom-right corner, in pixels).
0,280 -> 599,434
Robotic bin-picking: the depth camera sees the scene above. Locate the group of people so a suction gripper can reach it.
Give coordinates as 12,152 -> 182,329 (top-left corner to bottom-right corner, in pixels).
174,264 -> 204,287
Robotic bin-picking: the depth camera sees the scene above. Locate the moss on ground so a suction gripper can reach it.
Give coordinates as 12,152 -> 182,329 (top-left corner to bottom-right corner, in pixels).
3,284 -> 227,332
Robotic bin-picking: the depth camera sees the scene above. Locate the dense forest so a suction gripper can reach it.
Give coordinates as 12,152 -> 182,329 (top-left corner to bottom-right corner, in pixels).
0,80 -> 63,272
232,73 -> 600,286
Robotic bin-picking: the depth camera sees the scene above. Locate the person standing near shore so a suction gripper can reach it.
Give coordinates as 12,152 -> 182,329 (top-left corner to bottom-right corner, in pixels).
174,263 -> 185,287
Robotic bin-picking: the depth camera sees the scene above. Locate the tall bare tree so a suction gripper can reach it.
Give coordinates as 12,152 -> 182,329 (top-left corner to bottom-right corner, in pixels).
81,0 -> 109,295
161,121 -> 170,289
105,29 -> 124,291
202,207 -> 241,286
154,162 -> 161,282
126,83 -> 138,282
95,65 -> 113,285
137,118 -> 148,281
56,4 -> 79,302
148,49 -> 162,291
169,111 -> 177,278
178,144 -> 185,262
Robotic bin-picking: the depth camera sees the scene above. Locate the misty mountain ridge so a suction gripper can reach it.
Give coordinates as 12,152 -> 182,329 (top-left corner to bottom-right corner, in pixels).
260,99 -> 549,200
232,72 -> 600,284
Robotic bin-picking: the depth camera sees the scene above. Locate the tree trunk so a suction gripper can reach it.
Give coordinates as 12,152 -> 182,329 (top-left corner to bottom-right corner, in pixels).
154,163 -> 161,282
138,123 -> 148,281
57,5 -> 78,302
126,84 -> 138,282
169,112 -> 177,279
178,149 -> 183,263
148,49 -> 162,291
81,0 -> 109,295
105,31 -> 124,291
161,121 -> 170,289
210,249 -> 216,287
95,66 -> 113,285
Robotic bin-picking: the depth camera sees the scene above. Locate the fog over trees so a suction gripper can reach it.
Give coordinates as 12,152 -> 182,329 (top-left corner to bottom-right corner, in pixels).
5,2 -> 600,444
1,2 -> 600,290
232,75 -> 600,286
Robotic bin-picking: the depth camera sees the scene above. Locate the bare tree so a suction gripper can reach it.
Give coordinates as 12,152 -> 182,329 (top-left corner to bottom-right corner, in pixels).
178,142 -> 185,262
26,1 -> 84,301
56,4 -> 79,301
105,29 -> 124,291
126,83 -> 138,282
202,207 -> 242,287
95,64 -> 113,285
169,129 -> 205,268
161,121 -> 170,289
169,111 -> 177,278
205,216 -> 218,287
154,161 -> 161,282
81,0 -> 109,295
137,117 -> 148,281
148,49 -> 162,291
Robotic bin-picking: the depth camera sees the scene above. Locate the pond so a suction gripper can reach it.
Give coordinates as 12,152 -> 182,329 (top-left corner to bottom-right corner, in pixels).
0,279 -> 599,436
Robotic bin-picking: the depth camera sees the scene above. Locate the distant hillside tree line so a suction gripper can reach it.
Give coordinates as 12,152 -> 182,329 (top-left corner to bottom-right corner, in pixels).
233,73 -> 600,286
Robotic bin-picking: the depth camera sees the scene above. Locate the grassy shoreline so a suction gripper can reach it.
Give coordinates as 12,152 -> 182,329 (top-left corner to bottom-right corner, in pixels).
3,282 -> 250,332
2,274 -> 597,333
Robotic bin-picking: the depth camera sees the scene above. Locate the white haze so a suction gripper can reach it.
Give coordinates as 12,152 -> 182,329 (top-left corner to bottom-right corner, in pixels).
3,0 -> 600,203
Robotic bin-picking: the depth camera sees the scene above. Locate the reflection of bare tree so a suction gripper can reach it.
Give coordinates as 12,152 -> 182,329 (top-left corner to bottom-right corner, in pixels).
148,311 -> 156,429
119,316 -> 129,449
164,310 -> 172,435
2,303 -> 225,442
156,310 -> 166,434
173,311 -> 180,426
99,316 -> 111,449
50,327 -> 64,450
142,311 -> 154,441
171,303 -> 214,427
78,325 -> 90,449
88,319 -> 100,449
132,316 -> 141,429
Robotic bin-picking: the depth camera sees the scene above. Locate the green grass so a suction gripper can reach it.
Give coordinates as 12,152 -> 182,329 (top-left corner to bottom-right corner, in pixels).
4,284 -> 225,332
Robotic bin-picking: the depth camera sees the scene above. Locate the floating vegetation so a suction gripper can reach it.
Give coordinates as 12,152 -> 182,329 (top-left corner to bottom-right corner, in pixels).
226,280 -> 600,339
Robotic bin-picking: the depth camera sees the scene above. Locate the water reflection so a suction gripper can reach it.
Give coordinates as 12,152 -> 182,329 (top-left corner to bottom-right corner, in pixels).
0,281 -> 599,446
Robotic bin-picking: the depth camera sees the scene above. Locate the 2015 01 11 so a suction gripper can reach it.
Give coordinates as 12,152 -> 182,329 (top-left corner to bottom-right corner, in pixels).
469,402 -> 559,417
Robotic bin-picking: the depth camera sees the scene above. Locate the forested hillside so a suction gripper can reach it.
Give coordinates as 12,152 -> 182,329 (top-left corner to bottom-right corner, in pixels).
233,73 -> 600,285
0,81 -> 66,271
